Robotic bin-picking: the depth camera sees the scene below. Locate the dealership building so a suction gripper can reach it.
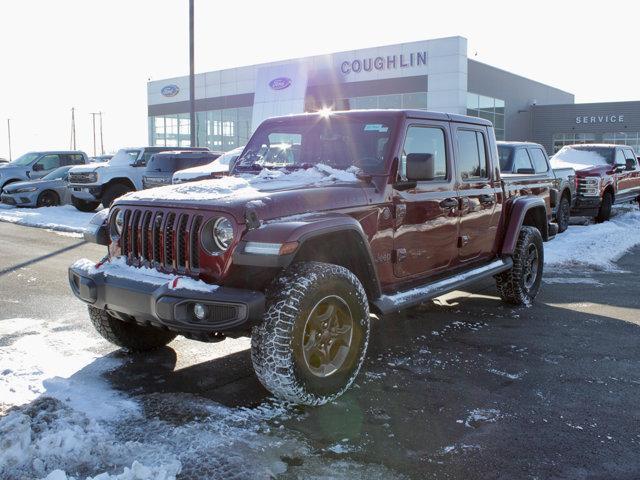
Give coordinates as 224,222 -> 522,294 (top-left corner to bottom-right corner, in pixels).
147,36 -> 640,155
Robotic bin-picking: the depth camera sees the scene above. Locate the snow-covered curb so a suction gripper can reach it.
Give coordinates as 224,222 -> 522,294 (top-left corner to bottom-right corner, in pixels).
545,206 -> 640,270
0,204 -> 99,234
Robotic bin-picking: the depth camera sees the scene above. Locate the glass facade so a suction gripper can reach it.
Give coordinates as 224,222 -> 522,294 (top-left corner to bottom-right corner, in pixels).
150,107 -> 252,152
466,93 -> 505,140
552,133 -> 597,153
602,132 -> 640,155
305,92 -> 428,113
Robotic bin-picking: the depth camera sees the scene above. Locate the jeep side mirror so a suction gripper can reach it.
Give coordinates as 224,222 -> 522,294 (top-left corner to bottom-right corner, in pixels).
516,167 -> 536,174
32,163 -> 43,172
406,153 -> 435,181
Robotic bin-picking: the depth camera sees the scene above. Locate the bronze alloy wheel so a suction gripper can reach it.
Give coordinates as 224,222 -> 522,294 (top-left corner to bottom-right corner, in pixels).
302,295 -> 354,378
523,243 -> 539,290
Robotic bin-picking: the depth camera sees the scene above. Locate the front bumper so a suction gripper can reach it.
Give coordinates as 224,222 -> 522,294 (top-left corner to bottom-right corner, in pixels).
68,184 -> 102,201
571,196 -> 601,216
1,192 -> 36,207
68,262 -> 265,334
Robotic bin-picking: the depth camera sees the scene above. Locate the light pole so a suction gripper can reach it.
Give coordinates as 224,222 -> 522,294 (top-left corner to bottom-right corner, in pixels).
90,112 -> 99,157
189,0 -> 196,147
99,111 -> 104,155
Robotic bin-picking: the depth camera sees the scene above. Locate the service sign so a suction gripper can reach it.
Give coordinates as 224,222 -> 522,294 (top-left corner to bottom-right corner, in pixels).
576,114 -> 624,124
161,84 -> 180,97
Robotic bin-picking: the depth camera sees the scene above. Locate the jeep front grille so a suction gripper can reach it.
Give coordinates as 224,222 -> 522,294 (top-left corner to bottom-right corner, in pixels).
118,207 -> 204,275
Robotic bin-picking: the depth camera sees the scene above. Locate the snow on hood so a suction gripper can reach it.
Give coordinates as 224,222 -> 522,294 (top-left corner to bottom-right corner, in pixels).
550,148 -> 610,171
124,164 -> 360,203
68,162 -> 109,174
173,159 -> 228,182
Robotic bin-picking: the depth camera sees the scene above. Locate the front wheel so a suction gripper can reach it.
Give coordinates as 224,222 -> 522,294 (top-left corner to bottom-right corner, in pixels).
251,262 -> 370,405
595,191 -> 612,223
88,306 -> 177,351
72,196 -> 100,212
495,226 -> 544,306
36,190 -> 60,207
102,184 -> 133,209
556,195 -> 571,233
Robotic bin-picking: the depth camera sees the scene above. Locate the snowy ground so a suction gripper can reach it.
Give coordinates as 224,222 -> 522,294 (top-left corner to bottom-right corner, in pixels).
0,204 -> 100,235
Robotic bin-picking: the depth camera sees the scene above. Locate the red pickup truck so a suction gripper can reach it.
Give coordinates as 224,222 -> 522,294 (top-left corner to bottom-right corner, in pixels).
551,144 -> 640,222
69,110 -> 557,405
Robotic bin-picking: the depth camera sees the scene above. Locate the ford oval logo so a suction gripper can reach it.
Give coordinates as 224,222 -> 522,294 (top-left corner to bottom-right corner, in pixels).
161,84 -> 180,97
269,77 -> 292,91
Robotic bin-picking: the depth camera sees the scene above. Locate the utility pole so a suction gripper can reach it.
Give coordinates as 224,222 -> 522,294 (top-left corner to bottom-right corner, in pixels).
189,0 -> 196,147
7,119 -> 12,161
98,111 -> 104,155
70,107 -> 77,150
90,112 -> 99,157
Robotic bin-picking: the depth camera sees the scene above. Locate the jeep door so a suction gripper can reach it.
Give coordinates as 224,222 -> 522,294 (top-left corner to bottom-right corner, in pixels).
392,121 -> 459,279
453,125 -> 501,263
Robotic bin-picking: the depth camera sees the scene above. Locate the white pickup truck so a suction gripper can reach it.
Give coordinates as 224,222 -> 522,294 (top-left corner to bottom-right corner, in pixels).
67,146 -> 208,211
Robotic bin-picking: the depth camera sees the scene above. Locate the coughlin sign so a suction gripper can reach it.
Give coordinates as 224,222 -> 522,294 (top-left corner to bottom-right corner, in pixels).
340,51 -> 427,75
576,114 -> 624,124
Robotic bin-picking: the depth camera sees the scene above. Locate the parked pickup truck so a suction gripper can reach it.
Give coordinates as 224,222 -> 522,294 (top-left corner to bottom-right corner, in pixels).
67,146 -> 209,211
69,110 -> 557,405
142,150 -> 222,189
498,141 -> 576,232
551,144 -> 640,222
0,151 -> 89,191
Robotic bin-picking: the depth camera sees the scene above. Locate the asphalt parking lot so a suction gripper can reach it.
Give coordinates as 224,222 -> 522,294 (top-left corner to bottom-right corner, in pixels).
1,221 -> 640,479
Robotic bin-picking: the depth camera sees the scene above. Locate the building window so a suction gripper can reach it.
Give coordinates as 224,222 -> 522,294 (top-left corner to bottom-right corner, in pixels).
309,92 -> 428,113
603,132 -> 640,155
149,106 -> 253,152
466,93 -> 505,140
552,133 -> 597,153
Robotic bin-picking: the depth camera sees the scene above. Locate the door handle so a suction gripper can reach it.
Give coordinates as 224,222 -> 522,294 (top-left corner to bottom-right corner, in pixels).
479,194 -> 495,205
439,198 -> 458,209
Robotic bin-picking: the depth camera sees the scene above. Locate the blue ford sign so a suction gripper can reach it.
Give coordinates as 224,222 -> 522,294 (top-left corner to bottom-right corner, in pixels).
161,84 -> 180,97
269,77 -> 292,91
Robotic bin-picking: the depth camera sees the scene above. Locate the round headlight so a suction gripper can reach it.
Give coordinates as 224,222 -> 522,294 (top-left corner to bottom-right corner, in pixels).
213,217 -> 234,251
114,210 -> 125,235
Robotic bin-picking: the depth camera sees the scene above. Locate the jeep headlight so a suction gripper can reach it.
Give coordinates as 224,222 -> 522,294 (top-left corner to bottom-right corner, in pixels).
112,209 -> 125,236
201,217 -> 235,253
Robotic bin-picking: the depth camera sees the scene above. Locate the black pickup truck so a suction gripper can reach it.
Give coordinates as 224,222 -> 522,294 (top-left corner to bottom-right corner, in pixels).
498,141 -> 576,232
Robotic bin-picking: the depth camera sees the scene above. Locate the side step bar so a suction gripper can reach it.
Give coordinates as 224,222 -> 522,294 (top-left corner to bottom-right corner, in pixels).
372,258 -> 513,315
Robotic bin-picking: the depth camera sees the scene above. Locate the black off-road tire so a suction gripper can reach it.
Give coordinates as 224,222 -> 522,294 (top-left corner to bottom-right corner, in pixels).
495,226 -> 544,306
556,195 -> 571,233
251,262 -> 370,406
102,183 -> 133,209
71,196 -> 100,212
36,190 -> 60,207
88,305 -> 177,351
595,191 -> 613,223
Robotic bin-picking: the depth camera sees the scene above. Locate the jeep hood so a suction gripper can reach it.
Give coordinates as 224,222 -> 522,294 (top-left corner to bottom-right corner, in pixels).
116,165 -> 370,222
70,162 -> 109,174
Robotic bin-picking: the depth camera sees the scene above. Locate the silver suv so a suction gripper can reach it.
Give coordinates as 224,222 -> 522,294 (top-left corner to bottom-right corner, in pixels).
0,151 -> 89,190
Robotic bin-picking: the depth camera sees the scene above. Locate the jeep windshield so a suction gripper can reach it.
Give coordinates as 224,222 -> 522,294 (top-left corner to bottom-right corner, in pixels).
234,114 -> 396,175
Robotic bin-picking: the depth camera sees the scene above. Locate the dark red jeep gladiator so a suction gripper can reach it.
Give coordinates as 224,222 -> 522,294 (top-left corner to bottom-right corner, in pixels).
69,110 -> 557,405
550,144 -> 640,222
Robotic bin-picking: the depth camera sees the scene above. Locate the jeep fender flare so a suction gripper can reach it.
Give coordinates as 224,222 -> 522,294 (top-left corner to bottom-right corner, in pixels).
501,197 -> 549,256
232,214 -> 382,299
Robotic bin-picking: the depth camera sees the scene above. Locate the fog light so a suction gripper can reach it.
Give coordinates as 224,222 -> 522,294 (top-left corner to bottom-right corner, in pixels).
193,303 -> 208,321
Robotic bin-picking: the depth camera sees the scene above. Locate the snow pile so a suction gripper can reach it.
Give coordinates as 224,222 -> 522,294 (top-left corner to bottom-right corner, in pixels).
172,147 -> 242,183
124,164 -> 360,203
0,205 -> 99,233
550,147 -> 609,171
72,257 -> 218,292
545,206 -> 640,270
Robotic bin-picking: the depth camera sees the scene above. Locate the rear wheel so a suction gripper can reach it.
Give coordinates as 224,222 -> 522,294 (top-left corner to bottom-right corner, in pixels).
102,183 -> 133,209
495,226 -> 544,306
36,190 -> 60,207
88,305 -> 177,351
71,196 -> 100,212
556,195 -> 571,233
595,191 -> 613,223
251,262 -> 370,405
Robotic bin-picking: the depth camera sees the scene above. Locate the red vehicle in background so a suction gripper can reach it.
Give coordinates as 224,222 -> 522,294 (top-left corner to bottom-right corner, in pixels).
551,144 -> 640,222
